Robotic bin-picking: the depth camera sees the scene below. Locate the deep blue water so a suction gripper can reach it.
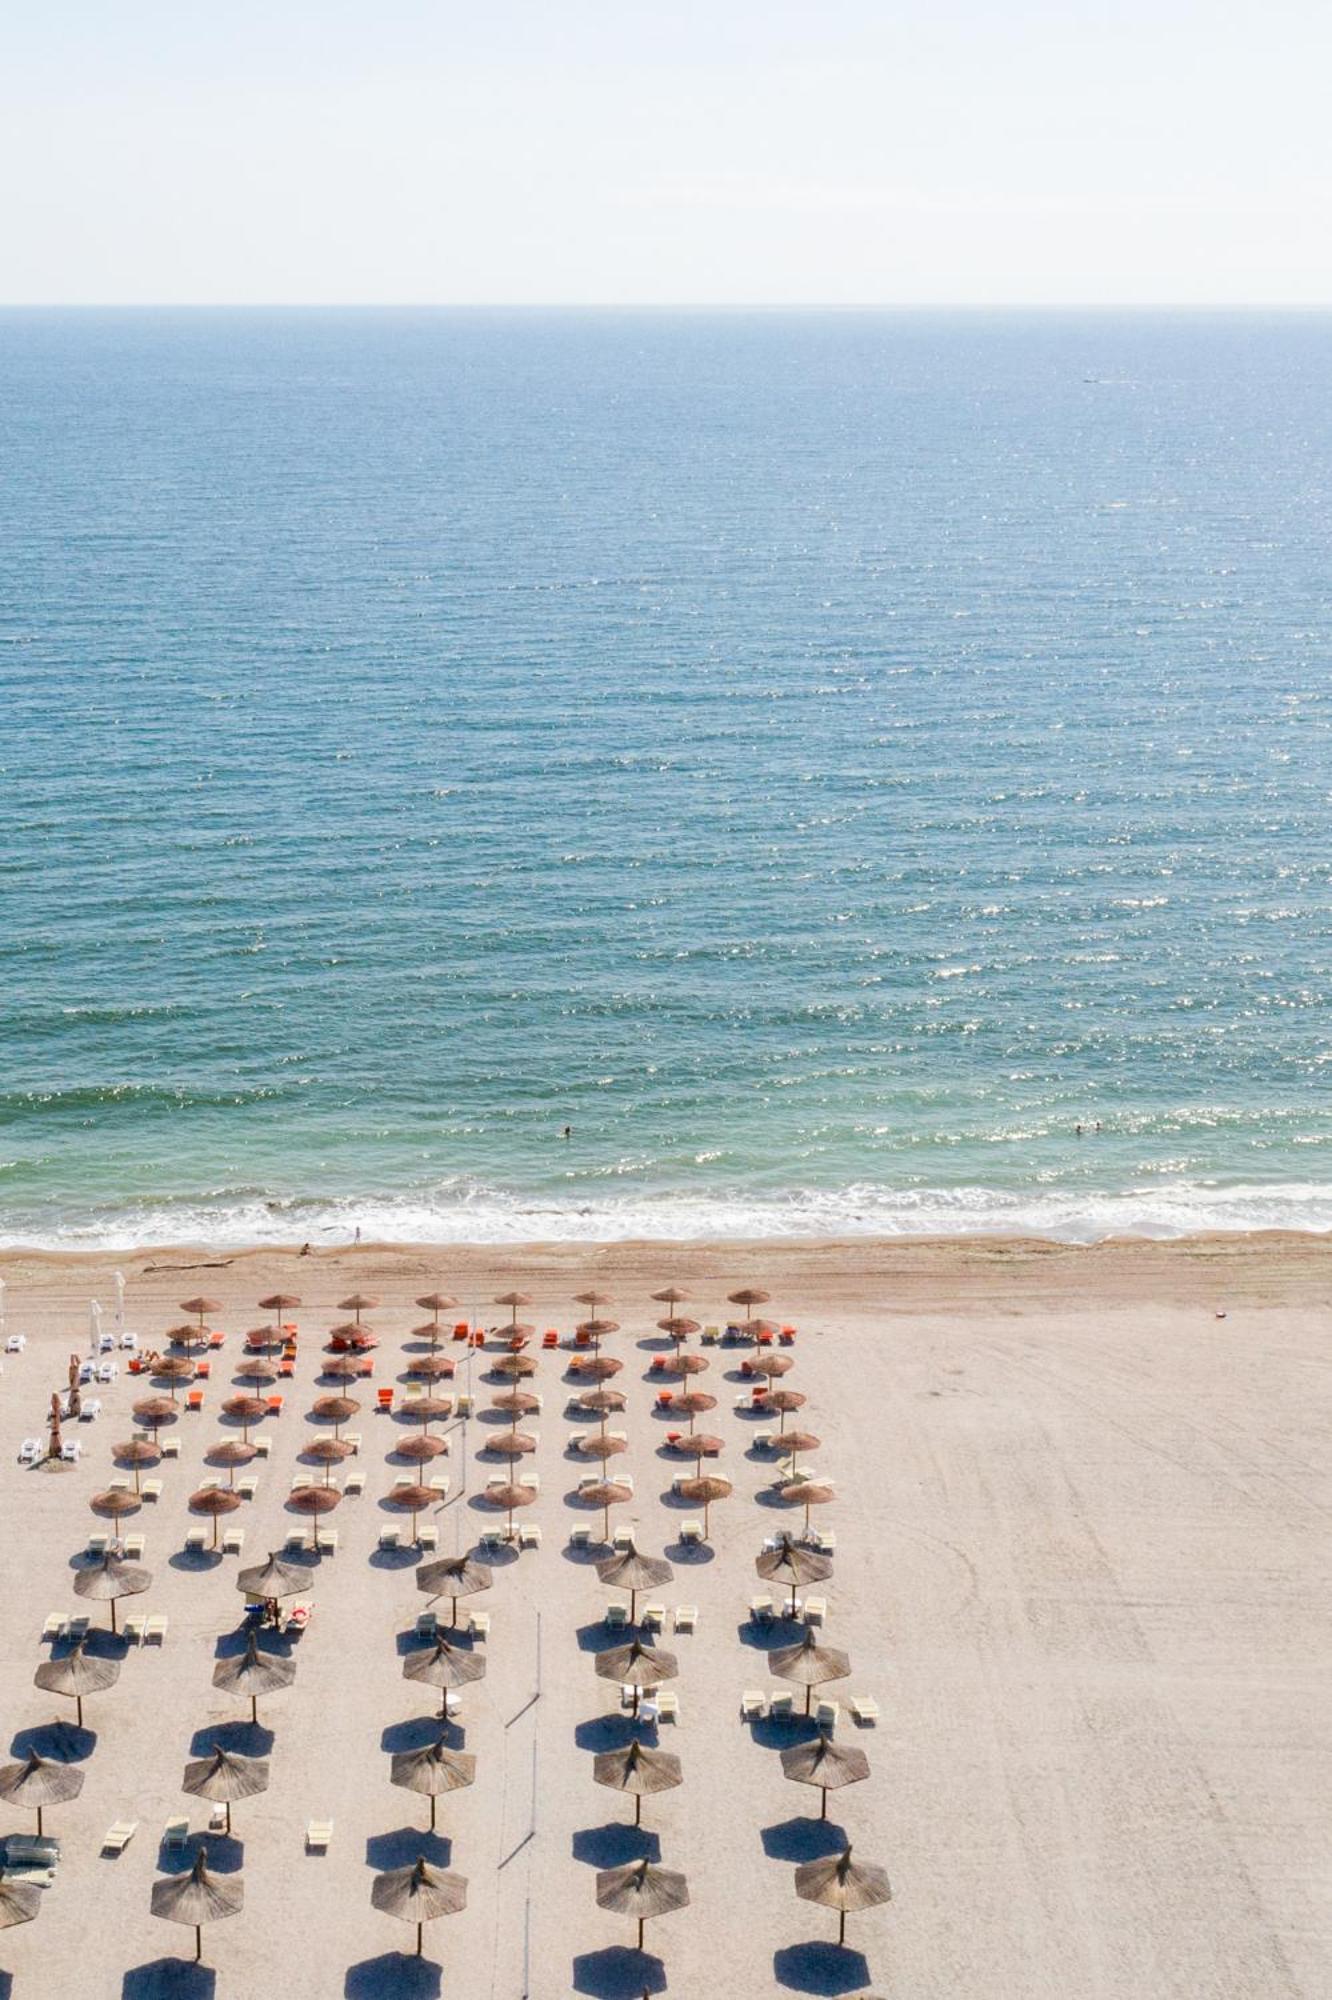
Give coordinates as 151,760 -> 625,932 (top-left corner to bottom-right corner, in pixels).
1,309 -> 1329,1246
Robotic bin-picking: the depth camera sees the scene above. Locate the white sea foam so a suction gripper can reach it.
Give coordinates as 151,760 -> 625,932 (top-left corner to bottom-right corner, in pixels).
5,1179 -> 1332,1253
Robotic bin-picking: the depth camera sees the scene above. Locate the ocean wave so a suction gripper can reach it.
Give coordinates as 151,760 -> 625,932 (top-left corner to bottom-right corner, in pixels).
4,1178 -> 1332,1252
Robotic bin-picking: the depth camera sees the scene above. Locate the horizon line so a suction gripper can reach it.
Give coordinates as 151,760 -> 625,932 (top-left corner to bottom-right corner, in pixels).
4,299 -> 1332,314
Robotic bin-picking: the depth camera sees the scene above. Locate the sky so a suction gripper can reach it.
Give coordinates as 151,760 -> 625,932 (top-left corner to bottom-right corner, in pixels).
4,0 -> 1331,305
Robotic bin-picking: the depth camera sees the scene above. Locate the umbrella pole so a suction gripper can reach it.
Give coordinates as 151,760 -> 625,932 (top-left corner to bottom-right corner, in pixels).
110,1598 -> 119,1635
77,1694 -> 84,1729
637,1916 -> 645,1950
251,1694 -> 258,1725
417,1919 -> 424,1956
821,1787 -> 828,1820
805,1687 -> 812,1715
430,1794 -> 437,1832
634,1794 -> 641,1827
839,1909 -> 846,1946
196,1923 -> 203,1962
226,1801 -> 232,1834
36,1806 -> 43,1837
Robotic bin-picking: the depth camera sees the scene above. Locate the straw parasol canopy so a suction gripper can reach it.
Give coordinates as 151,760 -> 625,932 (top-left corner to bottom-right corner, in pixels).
287,1484 -> 341,1547
661,1351 -> 709,1378
490,1389 -> 540,1417
773,1429 -> 822,1468
328,1321 -> 376,1344
491,1352 -> 536,1380
579,1477 -> 633,1542
595,1857 -> 690,1950
765,1386 -> 807,1426
207,1438 -> 258,1484
91,1487 -> 142,1520
757,1534 -> 833,1614
151,1848 -> 244,1962
395,1433 -> 447,1466
577,1432 -> 627,1461
152,1355 -> 195,1396
372,1855 -> 467,1957
113,1436 -> 161,1490
305,1436 -> 356,1479
190,1486 -> 243,1547
780,1479 -> 836,1532
781,1732 -> 870,1819
237,1549 -> 313,1600
403,1634 -> 486,1715
417,1553 -> 493,1624
673,1431 -> 723,1459
594,1739 -> 683,1826
676,1472 -> 732,1535
35,1639 -> 121,1730
258,1292 -> 301,1316
321,1355 -> 363,1381
180,1295 -> 221,1323
236,1356 -> 278,1385
390,1737 -> 476,1831
572,1353 -> 622,1381
406,1353 -> 454,1380
0,1751 -> 83,1835
221,1393 -> 268,1437
728,1286 -> 770,1326
387,1482 -> 442,1541
415,1291 -> 458,1319
650,1286 -> 689,1308
575,1318 -> 619,1343
167,1321 -> 210,1349
596,1544 -> 673,1619
73,1551 -> 151,1632
486,1429 -> 536,1459
794,1844 -> 891,1944
401,1393 -> 452,1425
573,1289 -> 614,1311
182,1747 -> 270,1834
312,1393 -> 361,1432
665,1389 -> 716,1427
750,1352 -> 794,1378
572,1386 -> 626,1417
494,1289 -> 532,1312
656,1316 -> 699,1344
131,1395 -> 178,1432
212,1632 -> 296,1722
594,1637 -> 678,1717
770,1628 -> 852,1714
339,1292 -> 379,1320
0,1879 -> 40,1932
480,1478 -> 536,1536
245,1324 -> 285,1352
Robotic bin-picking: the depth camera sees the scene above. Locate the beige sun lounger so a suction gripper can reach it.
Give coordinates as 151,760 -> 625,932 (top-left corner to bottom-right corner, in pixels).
518,1523 -> 541,1549
237,1476 -> 258,1500
306,1819 -> 334,1851
850,1694 -> 880,1725
741,1690 -> 765,1719
804,1596 -> 827,1626
141,1478 -> 164,1501
160,1438 -> 181,1459
641,1603 -> 666,1630
468,1610 -> 490,1639
815,1699 -> 840,1730
123,1534 -> 146,1559
673,1604 -> 697,1633
222,1527 -> 245,1555
345,1470 -> 366,1495
102,1820 -> 138,1855
163,1817 -> 189,1851
144,1613 -> 168,1643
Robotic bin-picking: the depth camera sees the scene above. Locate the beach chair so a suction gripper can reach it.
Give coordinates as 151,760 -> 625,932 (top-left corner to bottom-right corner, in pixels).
237,1475 -> 258,1500
290,1474 -> 312,1491
41,1613 -> 63,1643
266,1394 -> 283,1415
542,1329 -> 559,1349
306,1820 -> 334,1852
317,1529 -> 338,1555
67,1615 -> 89,1640
753,1429 -> 774,1451
123,1534 -> 146,1559
418,1525 -> 439,1552
222,1527 -> 245,1555
401,1381 -> 423,1402
185,1389 -> 203,1412
208,1331 -> 225,1349
198,1476 -> 220,1491
641,1603 -> 666,1631
102,1820 -> 138,1855
143,1478 -> 166,1502
345,1470 -> 365,1496
649,1356 -> 665,1373
656,1691 -> 679,1723
612,1523 -> 634,1548
768,1692 -> 794,1718
196,1359 -> 211,1379
376,1388 -> 394,1412
518,1523 -> 542,1550
655,1391 -> 675,1410
184,1531 -> 207,1554
673,1604 -> 697,1633
604,1603 -> 630,1629
568,1430 -> 589,1454
813,1529 -> 836,1554
780,1325 -> 796,1344
285,1532 -> 309,1554
378,1528 -> 401,1551
123,1615 -> 146,1644
569,1524 -> 592,1549
254,1435 -> 272,1457
850,1694 -> 880,1726
749,1595 -> 775,1624
679,1520 -> 703,1546
161,1438 -> 180,1458
163,1818 -> 189,1853
815,1699 -> 840,1731
468,1610 -> 490,1640
804,1596 -> 827,1626
741,1690 -> 765,1719
479,1529 -> 505,1554
455,1394 -> 473,1416
279,1359 -> 295,1378
702,1325 -> 720,1344
88,1533 -> 109,1557
428,1475 -> 450,1496
415,1610 -> 438,1637
452,1322 -> 469,1342
343,1431 -> 362,1454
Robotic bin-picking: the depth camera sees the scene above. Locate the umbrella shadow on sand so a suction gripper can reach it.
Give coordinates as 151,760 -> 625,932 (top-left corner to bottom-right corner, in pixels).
662,1533 -> 715,1565
761,1815 -> 849,1863
380,1717 -> 466,1756
168,1549 -> 223,1575
772,1941 -> 871,1994
750,1713 -> 819,1752
573,1716 -> 642,1756
155,1832 -> 244,1877
344,1954 -> 442,2000
9,1720 -> 96,1763
187,1720 -> 274,1759
571,1822 -> 660,1870
738,1615 -> 806,1654
365,1827 -> 452,1872
571,1946 -> 666,1997
368,1545 -> 421,1573
121,1959 -> 217,2000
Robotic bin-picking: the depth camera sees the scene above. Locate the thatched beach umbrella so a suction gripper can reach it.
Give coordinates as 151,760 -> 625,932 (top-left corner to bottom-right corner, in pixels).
781,1732 -> 870,1819
207,1438 -> 258,1485
402,1392 -> 452,1426
391,1737 -> 476,1831
757,1534 -> 832,1615
152,1355 -> 194,1398
328,1321 -> 376,1346
764,1386 -> 807,1427
573,1386 -> 626,1419
578,1432 -> 627,1462
794,1844 -> 891,1944
403,1635 -> 486,1716
596,1544 -> 673,1620
212,1632 -> 296,1724
35,1639 -> 120,1730
190,1486 -> 242,1548
494,1290 -> 532,1333
0,1879 -> 40,1933
491,1352 -> 536,1381
395,1433 -> 446,1466
579,1477 -> 633,1543
656,1315 -> 699,1346
91,1487 -> 142,1522
417,1553 -> 493,1626
74,1551 -> 151,1633
221,1393 -> 267,1438
237,1549 -> 313,1600
676,1472 -> 732,1537
490,1389 -> 540,1419
780,1478 -> 835,1533
287,1484 -> 340,1549
649,1286 -> 689,1310
372,1854 -> 467,1957
573,1353 -> 622,1382
773,1429 -> 822,1470
164,1323 -> 204,1351
304,1436 -> 355,1481
311,1392 -> 361,1434
594,1738 -> 682,1827
236,1356 -> 278,1386
576,1318 -> 619,1346
673,1431 -> 723,1459
573,1289 -> 614,1312
481,1478 -> 536,1538
661,1351 -> 708,1379
131,1394 -> 178,1434
244,1324 -> 285,1354
665,1389 -> 716,1429
406,1353 -> 454,1381
258,1291 -> 301,1321
182,1747 -> 269,1835
595,1638 -> 678,1716
750,1351 -> 794,1379
338,1292 -> 379,1322
113,1436 -> 161,1492
728,1286 -> 770,1331
0,1751 -> 83,1836
151,1847 -> 243,1962
385,1482 -> 438,1542
770,1627 -> 851,1716
321,1354 -> 362,1382
415,1292 -> 458,1343
595,1857 -> 689,1950
486,1429 -> 536,1459
179,1295 -> 221,1327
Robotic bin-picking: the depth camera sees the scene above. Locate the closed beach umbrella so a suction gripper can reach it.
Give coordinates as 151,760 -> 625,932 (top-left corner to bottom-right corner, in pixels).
728,1287 -> 770,1331
492,1352 -> 536,1380
407,1353 -> 454,1381
190,1486 -> 242,1548
182,1747 -> 269,1835
113,1436 -> 161,1491
780,1479 -> 835,1532
91,1487 -> 142,1521
0,1880 -> 40,1932
794,1844 -> 891,1944
667,1389 -> 716,1430
676,1472 -> 731,1536
481,1479 -> 536,1537
781,1733 -> 870,1819
222,1393 -> 267,1438
35,1639 -> 120,1730
73,1551 -> 151,1633
573,1386 -> 626,1418
596,1544 -> 672,1620
661,1352 -> 708,1378
207,1438 -> 258,1484
151,1848 -> 243,1962
595,1857 -> 690,1950
0,1751 -> 83,1836
387,1482 -> 438,1542
403,1634 -> 486,1716
212,1632 -> 296,1723
574,1353 -> 622,1382
288,1484 -> 340,1548
486,1429 -> 536,1459
594,1638 -> 678,1716
757,1535 -> 832,1614
773,1429 -> 821,1470
179,1296 -> 221,1326
770,1628 -> 851,1715
372,1854 -> 467,1957
237,1549 -> 313,1600
305,1436 -> 355,1480
750,1352 -> 793,1378
339,1292 -> 379,1321
391,1737 -> 476,1831
674,1431 -> 723,1459
579,1477 -> 633,1542
395,1433 -> 446,1466
765,1386 -> 807,1427
578,1432 -> 627,1461
594,1739 -> 682,1827
312,1393 -> 360,1433
131,1395 -> 178,1433
417,1553 -> 493,1626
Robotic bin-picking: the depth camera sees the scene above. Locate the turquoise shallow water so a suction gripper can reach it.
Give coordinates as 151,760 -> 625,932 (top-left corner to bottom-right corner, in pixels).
1,309 -> 1330,1247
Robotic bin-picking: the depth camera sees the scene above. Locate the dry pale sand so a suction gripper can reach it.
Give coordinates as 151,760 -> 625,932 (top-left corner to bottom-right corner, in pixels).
0,1234 -> 1328,2000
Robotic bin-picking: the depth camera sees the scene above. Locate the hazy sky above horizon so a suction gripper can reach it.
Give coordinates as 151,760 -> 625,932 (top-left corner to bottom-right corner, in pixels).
5,0 -> 1330,306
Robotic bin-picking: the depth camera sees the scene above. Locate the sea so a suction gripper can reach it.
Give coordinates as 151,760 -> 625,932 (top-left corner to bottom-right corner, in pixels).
1,309 -> 1329,1250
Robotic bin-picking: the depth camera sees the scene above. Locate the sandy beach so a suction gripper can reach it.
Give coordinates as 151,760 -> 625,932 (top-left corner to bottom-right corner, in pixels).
0,1232 -> 1327,1999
